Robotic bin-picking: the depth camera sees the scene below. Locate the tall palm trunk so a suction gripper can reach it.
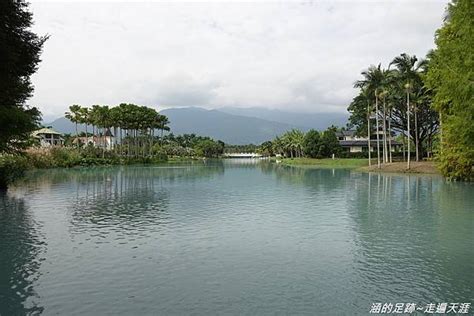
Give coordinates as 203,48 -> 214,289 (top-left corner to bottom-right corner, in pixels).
119,128 -> 123,157
85,124 -> 88,146
407,89 -> 411,170
414,103 -> 419,161
150,129 -> 154,157
75,121 -> 79,148
402,135 -> 406,162
101,127 -> 105,158
388,108 -> 393,163
382,98 -> 388,163
375,94 -> 381,169
92,125 -> 96,147
367,101 -> 371,166
113,127 -> 118,154
127,130 -> 130,158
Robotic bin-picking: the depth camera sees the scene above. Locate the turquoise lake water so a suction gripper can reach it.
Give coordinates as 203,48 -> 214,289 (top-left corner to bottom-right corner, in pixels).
0,160 -> 473,315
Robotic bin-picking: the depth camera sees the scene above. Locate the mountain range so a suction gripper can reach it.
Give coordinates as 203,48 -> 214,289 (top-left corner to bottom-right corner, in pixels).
45,107 -> 348,145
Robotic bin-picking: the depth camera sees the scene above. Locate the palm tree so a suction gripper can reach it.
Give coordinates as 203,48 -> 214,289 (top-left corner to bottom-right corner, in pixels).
156,114 -> 170,146
355,64 -> 385,168
348,89 -> 373,165
405,82 -> 412,169
65,104 -> 81,148
90,105 -> 102,145
390,53 -> 424,167
272,136 -> 284,157
79,106 -> 89,141
379,89 -> 389,163
366,94 -> 372,166
109,106 -> 121,154
290,129 -> 305,158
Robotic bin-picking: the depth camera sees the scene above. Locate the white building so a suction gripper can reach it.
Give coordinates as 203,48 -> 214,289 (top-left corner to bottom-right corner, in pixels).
73,129 -> 115,150
336,130 -> 401,153
32,127 -> 64,147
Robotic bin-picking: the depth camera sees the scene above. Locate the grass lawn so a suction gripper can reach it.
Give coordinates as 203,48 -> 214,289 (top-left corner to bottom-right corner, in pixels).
279,158 -> 440,174
279,157 -> 369,168
359,161 -> 440,174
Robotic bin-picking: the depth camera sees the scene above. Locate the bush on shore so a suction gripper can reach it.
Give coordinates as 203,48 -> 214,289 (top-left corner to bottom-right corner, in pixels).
0,147 -> 169,189
0,155 -> 29,190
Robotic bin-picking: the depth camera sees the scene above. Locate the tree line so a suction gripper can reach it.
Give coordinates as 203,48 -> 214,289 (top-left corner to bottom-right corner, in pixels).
424,0 -> 473,181
259,127 -> 342,159
348,0 -> 472,180
65,103 -> 170,158
158,133 -> 225,158
348,53 -> 439,170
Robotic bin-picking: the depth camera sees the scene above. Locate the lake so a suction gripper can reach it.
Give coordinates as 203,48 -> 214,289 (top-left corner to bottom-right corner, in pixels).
1,160 -> 473,315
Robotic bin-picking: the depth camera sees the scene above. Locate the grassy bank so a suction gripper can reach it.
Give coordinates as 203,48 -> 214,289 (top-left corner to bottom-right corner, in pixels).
279,157 -> 441,175
278,158 -> 369,168
359,161 -> 440,175
0,147 -> 169,189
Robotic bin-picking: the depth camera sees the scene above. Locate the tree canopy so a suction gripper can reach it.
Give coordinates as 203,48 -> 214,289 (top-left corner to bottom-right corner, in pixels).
425,0 -> 473,180
348,53 -> 439,165
0,0 -> 48,152
270,127 -> 341,159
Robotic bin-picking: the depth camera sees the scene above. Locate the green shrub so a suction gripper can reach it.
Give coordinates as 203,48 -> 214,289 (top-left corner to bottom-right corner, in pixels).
0,155 -> 29,190
50,147 -> 82,167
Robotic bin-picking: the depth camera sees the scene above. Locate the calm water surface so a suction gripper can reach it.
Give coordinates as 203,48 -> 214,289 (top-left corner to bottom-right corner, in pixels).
0,160 -> 473,315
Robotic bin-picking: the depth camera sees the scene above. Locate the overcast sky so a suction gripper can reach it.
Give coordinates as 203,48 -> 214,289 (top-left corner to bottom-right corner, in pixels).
29,0 -> 447,120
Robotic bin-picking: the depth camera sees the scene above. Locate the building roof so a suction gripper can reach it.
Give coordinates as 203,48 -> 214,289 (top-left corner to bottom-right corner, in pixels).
340,140 -> 402,147
32,127 -> 62,137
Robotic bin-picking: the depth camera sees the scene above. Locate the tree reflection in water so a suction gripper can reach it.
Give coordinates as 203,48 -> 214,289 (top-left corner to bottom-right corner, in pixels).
347,172 -> 474,305
0,192 -> 46,315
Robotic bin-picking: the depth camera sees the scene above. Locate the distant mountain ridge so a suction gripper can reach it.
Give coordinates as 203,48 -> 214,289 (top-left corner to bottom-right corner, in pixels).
45,107 -> 348,145
159,107 -> 305,144
218,106 -> 348,130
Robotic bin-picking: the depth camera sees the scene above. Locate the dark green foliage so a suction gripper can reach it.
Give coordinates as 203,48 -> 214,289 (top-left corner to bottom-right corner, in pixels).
348,55 -> 439,160
159,133 -> 225,158
64,103 -> 170,159
23,147 -> 169,171
194,139 -> 224,158
0,0 -> 48,152
303,129 -> 320,158
258,141 -> 273,156
318,128 -> 342,157
425,0 -> 473,181
270,127 -> 342,159
0,155 -> 28,190
0,106 -> 41,152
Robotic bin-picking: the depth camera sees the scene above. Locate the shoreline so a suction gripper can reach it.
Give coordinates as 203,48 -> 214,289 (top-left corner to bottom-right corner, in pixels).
358,161 -> 440,175
278,158 -> 440,175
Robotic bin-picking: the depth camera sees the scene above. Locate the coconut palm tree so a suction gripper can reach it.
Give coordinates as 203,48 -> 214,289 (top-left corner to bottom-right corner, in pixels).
156,114 -> 170,146
354,64 -> 385,168
90,105 -> 102,144
65,104 -> 81,148
405,83 -> 412,169
79,106 -> 89,142
290,129 -> 305,158
390,53 -> 424,167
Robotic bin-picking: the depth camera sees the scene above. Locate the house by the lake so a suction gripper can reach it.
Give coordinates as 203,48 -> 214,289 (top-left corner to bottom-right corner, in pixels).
72,129 -> 114,150
336,130 -> 402,153
32,127 -> 64,147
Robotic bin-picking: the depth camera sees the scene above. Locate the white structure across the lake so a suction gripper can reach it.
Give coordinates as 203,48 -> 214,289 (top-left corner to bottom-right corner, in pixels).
223,153 -> 263,158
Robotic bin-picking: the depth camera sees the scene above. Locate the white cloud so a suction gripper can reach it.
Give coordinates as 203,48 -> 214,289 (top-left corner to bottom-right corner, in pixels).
28,0 -> 447,119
